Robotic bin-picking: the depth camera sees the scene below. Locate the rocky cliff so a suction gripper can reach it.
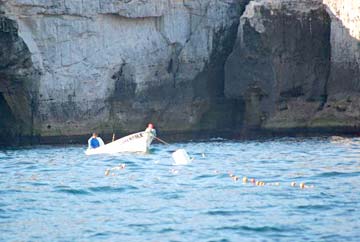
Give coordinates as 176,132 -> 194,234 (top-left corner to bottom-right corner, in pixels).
0,0 -> 248,144
0,0 -> 359,145
321,0 -> 360,128
225,0 -> 360,135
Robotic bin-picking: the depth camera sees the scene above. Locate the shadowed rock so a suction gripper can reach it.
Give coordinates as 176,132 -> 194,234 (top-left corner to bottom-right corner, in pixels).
0,16 -> 39,145
225,0 -> 360,134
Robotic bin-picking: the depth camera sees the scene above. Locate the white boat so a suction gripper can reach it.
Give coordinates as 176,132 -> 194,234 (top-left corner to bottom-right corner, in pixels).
85,131 -> 154,155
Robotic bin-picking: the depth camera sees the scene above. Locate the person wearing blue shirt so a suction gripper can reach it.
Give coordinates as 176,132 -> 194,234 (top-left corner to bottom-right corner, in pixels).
88,133 -> 105,149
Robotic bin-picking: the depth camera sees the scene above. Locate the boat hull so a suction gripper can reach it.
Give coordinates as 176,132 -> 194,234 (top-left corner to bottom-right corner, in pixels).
85,131 -> 154,155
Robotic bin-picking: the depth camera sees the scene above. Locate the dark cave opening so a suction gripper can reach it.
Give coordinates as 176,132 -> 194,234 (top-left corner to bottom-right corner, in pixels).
0,16 -> 37,145
0,93 -> 17,145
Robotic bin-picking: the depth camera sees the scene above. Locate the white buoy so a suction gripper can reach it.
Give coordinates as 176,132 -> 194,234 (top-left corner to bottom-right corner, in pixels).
172,149 -> 191,165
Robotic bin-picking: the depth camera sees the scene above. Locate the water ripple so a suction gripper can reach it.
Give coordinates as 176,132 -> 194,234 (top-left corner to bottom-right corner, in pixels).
88,185 -> 138,193
55,188 -> 92,195
315,171 -> 360,178
216,225 -> 288,233
1,138 -> 360,241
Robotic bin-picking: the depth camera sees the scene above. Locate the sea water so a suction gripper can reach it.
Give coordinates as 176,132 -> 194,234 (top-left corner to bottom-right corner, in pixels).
0,137 -> 360,241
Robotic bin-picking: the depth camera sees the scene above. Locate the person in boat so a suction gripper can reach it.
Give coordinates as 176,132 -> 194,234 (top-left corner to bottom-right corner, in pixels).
145,123 -> 157,137
88,133 -> 105,149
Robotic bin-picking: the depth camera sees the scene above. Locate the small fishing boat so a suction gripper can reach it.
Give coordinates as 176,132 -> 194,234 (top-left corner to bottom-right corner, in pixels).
85,131 -> 154,155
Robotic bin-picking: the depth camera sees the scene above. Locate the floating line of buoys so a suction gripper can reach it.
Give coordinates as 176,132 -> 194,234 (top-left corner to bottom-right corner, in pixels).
105,164 -> 126,176
228,173 -> 313,189
228,172 -> 239,181
170,168 -> 179,174
105,169 -> 110,176
267,182 -> 280,186
102,161 -> 314,190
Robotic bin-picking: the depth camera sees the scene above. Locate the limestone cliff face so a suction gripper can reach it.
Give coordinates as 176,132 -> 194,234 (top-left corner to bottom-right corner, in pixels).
319,0 -> 360,128
324,0 -> 360,96
1,0 -> 360,145
225,0 -> 360,133
0,0 -> 248,143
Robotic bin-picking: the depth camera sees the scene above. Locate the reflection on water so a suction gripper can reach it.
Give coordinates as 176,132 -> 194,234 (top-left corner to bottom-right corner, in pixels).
1,137 -> 360,241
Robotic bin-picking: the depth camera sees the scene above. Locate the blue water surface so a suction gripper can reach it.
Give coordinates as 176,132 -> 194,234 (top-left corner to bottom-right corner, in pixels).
0,137 -> 360,241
